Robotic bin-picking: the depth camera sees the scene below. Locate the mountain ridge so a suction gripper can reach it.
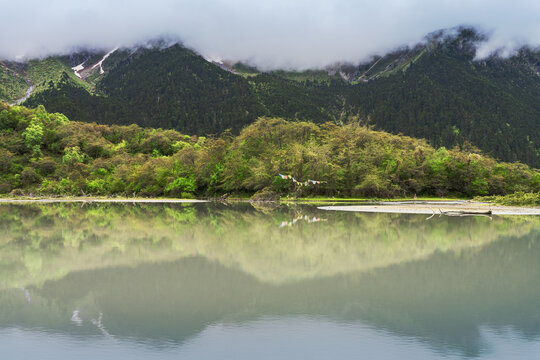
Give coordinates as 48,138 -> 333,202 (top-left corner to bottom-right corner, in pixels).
2,27 -> 540,166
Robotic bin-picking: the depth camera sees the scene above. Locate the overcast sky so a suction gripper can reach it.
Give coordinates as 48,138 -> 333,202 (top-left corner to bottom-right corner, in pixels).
2,0 -> 540,69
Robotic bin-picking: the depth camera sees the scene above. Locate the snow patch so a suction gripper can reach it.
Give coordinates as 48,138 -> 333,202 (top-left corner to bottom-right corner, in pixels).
91,47 -> 118,74
71,62 -> 85,78
204,55 -> 223,64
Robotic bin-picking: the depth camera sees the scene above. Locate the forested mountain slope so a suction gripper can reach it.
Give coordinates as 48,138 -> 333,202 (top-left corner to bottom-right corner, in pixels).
2,28 -> 540,166
340,29 -> 540,166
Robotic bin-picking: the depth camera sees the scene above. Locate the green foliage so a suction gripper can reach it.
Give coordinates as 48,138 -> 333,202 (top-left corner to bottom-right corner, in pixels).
22,118 -> 44,158
0,105 -> 28,130
20,167 -> 42,186
86,178 -> 108,194
11,29 -> 540,168
165,176 -> 197,197
209,163 -> 224,191
39,178 -> 78,195
26,57 -> 91,94
62,146 -> 85,164
477,192 -> 540,206
355,173 -> 398,198
271,176 -> 292,193
52,112 -> 69,125
0,148 -> 15,173
471,177 -> 489,196
0,69 -> 27,103
1,104 -> 539,199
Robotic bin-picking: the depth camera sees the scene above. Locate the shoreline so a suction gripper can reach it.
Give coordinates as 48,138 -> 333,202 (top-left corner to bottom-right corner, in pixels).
1,197 -> 539,215
0,197 -> 206,204
318,201 -> 540,216
0,196 -> 462,205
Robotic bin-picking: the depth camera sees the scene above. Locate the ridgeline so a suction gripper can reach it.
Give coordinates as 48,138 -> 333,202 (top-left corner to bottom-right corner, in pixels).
2,28 -> 540,167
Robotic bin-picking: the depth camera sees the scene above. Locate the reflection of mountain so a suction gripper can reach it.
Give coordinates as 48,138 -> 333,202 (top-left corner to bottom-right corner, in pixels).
0,203 -> 538,288
1,202 -> 540,357
1,230 -> 540,357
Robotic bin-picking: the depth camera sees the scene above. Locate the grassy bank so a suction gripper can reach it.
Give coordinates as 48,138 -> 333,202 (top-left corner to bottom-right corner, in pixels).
476,192 -> 540,207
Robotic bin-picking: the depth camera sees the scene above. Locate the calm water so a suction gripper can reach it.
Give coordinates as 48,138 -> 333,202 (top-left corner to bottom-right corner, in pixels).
1,202 -> 540,359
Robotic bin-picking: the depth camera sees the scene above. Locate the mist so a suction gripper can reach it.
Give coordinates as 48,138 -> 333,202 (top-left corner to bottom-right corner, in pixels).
2,0 -> 540,69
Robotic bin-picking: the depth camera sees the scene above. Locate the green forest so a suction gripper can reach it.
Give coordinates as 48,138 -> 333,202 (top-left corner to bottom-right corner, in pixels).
11,29 -> 539,168
1,102 -> 538,199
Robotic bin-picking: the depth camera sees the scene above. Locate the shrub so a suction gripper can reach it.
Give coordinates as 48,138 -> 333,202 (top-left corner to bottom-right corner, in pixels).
165,176 -> 197,197
62,146 -> 85,164
22,119 -> 44,158
20,167 -> 42,186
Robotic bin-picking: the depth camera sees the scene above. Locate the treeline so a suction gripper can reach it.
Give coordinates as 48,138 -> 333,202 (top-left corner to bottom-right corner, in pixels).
1,103 -> 539,198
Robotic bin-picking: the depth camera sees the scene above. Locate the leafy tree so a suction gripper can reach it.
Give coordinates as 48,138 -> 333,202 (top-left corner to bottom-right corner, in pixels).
22,118 -> 44,158
62,146 -> 85,164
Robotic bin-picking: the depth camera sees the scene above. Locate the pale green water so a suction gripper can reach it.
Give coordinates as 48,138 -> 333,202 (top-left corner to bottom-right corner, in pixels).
1,202 -> 540,359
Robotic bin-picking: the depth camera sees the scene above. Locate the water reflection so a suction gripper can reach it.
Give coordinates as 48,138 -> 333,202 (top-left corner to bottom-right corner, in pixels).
0,202 -> 539,358
279,215 -> 327,228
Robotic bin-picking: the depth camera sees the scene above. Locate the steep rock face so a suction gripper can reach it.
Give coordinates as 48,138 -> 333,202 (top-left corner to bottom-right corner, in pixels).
4,27 -> 540,166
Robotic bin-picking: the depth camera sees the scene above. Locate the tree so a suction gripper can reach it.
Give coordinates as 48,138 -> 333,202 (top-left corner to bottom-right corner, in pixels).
22,119 -> 44,159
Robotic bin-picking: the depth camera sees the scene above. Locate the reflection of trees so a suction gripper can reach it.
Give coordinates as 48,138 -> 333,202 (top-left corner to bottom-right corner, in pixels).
343,231 -> 540,357
1,231 -> 540,357
0,203 -> 539,288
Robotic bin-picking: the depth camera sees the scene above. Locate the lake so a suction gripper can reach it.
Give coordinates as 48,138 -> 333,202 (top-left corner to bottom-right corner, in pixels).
1,201 -> 540,359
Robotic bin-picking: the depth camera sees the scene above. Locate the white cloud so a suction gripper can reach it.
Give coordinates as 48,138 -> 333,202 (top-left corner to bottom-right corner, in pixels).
1,0 -> 540,69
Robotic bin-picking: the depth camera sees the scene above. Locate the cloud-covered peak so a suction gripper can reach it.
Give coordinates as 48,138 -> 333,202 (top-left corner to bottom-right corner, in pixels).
2,1 -> 540,69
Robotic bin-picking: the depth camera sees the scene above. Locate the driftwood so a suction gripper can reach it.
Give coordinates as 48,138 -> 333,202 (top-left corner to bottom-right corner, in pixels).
426,208 -> 492,220
439,209 -> 492,216
206,193 -> 230,203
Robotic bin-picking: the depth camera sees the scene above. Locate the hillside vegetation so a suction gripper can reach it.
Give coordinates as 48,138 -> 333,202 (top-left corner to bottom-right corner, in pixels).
1,103 -> 538,198
0,63 -> 27,103
2,28 -> 537,168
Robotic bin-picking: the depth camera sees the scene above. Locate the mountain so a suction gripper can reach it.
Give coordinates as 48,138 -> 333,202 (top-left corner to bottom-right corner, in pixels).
2,27 -> 540,166
341,29 -> 540,166
14,46 -> 264,134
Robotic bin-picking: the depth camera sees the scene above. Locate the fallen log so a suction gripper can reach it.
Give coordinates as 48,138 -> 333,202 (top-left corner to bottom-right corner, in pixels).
439,209 -> 492,216
426,208 -> 493,220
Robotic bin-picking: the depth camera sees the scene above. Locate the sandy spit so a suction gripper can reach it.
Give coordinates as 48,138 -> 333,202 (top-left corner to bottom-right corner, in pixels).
318,201 -> 540,216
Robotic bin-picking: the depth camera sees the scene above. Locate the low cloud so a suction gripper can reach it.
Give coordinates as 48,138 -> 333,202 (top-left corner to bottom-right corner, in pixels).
2,0 -> 540,69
